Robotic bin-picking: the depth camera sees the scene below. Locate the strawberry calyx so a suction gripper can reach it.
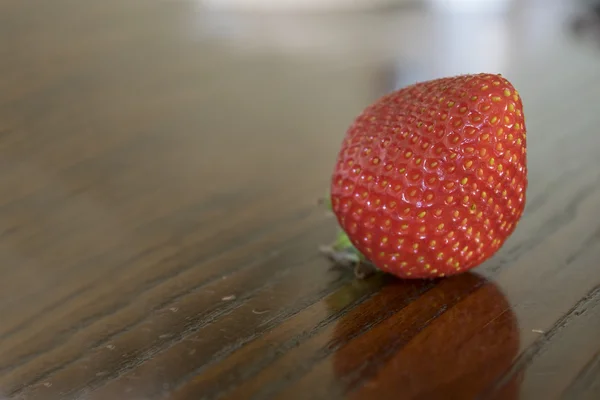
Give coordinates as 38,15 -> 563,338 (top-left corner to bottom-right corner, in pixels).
318,192 -> 333,211
319,193 -> 377,279
332,229 -> 358,253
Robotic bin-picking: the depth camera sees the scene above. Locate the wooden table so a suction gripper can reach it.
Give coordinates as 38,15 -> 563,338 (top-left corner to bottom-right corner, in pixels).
1,1 -> 600,399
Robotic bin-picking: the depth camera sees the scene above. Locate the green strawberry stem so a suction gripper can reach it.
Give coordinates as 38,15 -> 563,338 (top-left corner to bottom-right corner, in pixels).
319,192 -> 376,279
318,191 -> 333,211
332,229 -> 357,252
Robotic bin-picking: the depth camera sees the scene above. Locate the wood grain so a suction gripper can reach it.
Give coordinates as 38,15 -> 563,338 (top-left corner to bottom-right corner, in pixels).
1,0 -> 600,399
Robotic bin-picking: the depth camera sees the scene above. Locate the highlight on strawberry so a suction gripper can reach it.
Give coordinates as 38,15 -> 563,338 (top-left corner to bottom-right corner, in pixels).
321,73 -> 527,280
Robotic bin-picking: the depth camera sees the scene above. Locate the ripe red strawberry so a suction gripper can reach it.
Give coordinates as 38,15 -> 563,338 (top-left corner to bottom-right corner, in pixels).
328,73 -> 527,279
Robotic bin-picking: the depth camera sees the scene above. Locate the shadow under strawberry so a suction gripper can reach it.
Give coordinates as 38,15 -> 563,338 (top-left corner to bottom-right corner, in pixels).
326,272 -> 522,400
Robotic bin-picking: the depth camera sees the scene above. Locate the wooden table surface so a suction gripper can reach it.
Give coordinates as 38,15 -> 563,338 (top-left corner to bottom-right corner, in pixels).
2,1 -> 600,399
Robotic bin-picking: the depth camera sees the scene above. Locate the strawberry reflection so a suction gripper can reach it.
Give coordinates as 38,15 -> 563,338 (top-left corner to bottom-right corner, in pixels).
328,272 -> 522,400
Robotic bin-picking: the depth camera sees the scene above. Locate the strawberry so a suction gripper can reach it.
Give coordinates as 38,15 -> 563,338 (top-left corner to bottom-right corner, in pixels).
327,73 -> 527,279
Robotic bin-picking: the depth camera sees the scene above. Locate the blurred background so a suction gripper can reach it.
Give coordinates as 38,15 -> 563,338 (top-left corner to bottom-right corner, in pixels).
185,0 -> 600,214
195,0 -> 585,86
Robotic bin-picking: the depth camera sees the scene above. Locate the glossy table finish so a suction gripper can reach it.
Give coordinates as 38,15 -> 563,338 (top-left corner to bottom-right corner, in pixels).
1,0 -> 600,399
